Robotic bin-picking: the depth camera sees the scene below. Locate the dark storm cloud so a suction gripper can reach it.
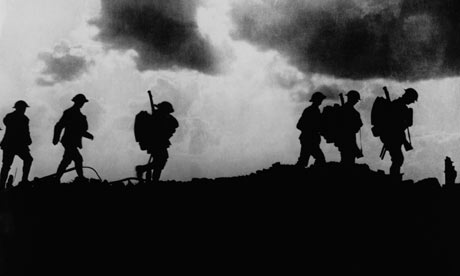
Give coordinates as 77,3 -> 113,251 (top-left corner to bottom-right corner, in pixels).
37,43 -> 94,86
231,0 -> 460,81
91,0 -> 218,74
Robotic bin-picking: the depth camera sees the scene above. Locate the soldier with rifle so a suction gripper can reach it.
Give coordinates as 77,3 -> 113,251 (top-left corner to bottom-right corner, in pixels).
135,91 -> 178,183
372,87 -> 418,179
53,94 -> 94,182
336,90 -> 363,165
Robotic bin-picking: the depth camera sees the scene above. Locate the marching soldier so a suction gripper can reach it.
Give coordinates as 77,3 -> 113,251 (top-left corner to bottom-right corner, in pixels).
0,100 -> 33,188
53,94 -> 93,182
337,90 -> 363,165
380,88 -> 418,178
135,101 -> 178,183
296,91 -> 326,168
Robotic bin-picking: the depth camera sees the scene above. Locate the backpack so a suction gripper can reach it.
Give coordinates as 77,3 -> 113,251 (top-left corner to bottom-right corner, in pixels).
320,104 -> 343,144
134,111 -> 153,151
370,96 -> 392,137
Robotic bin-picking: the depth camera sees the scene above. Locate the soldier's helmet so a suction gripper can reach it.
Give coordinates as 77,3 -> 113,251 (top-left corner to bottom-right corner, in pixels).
310,91 -> 326,102
404,88 -> 418,102
158,101 -> 174,113
346,90 -> 361,101
72,94 -> 89,103
13,100 -> 30,109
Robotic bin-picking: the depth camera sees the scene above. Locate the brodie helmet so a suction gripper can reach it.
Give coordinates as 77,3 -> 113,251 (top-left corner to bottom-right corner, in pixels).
72,94 -> 89,103
157,101 -> 174,113
13,100 -> 30,109
310,91 -> 326,102
404,88 -> 418,102
346,90 -> 361,101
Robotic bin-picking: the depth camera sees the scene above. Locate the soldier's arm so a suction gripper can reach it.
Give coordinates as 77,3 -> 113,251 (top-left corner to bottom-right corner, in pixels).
82,116 -> 93,140
53,112 -> 67,145
296,109 -> 309,130
26,118 -> 32,145
357,115 -> 363,132
3,114 -> 10,128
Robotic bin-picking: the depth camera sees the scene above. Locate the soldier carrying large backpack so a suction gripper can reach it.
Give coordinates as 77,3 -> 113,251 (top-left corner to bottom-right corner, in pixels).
336,90 -> 363,165
320,90 -> 363,165
296,91 -> 326,168
371,87 -> 418,179
135,91 -> 179,183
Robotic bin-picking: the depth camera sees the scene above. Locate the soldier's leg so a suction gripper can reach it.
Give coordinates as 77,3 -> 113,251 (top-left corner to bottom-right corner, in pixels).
0,151 -> 14,189
152,148 -> 169,182
339,147 -> 350,164
311,143 -> 325,166
341,144 -> 357,165
389,145 -> 404,176
136,155 -> 154,181
56,148 -> 73,181
17,150 -> 33,182
296,142 -> 311,167
72,149 -> 84,178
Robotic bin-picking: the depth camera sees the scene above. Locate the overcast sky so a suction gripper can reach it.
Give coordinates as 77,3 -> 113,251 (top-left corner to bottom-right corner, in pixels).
1,0 -> 460,183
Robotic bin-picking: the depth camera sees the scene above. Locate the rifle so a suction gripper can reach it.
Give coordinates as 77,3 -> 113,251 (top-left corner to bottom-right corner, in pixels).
339,93 -> 345,106
379,87 -> 391,159
147,90 -> 156,114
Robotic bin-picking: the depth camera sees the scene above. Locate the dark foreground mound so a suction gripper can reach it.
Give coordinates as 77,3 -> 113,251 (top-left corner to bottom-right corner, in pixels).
0,162 -> 459,275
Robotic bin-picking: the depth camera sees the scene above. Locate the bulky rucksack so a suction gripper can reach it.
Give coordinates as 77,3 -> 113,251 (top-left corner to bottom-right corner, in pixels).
321,104 -> 343,144
134,111 -> 153,151
370,96 -> 392,137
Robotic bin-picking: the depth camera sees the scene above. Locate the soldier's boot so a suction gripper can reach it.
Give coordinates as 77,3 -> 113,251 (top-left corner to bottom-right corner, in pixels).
135,165 -> 144,180
390,165 -> 403,182
6,175 -> 14,189
55,158 -> 71,183
75,160 -> 84,179
146,169 -> 153,183
152,169 -> 162,183
21,157 -> 32,184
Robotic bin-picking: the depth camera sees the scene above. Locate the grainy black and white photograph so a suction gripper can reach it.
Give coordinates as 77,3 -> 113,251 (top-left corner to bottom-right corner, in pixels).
1,0 -> 460,274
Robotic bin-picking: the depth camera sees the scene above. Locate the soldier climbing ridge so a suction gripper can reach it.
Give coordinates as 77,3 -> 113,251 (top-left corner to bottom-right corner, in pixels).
53,94 -> 94,182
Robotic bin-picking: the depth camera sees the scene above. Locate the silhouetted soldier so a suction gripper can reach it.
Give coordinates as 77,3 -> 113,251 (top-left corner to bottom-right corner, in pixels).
136,101 -> 178,183
0,101 -> 33,188
337,90 -> 363,165
380,88 -> 418,179
296,92 -> 326,168
53,94 -> 94,182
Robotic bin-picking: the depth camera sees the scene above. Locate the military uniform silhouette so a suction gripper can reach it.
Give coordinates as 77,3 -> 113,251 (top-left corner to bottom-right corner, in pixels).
296,92 -> 326,168
53,94 -> 93,182
337,90 -> 363,165
0,101 -> 33,188
380,88 -> 418,178
136,101 -> 178,183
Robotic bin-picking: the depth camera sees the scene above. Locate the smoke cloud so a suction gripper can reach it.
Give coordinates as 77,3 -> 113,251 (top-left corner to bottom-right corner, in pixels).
91,0 -> 218,74
231,0 -> 460,81
37,42 -> 94,86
